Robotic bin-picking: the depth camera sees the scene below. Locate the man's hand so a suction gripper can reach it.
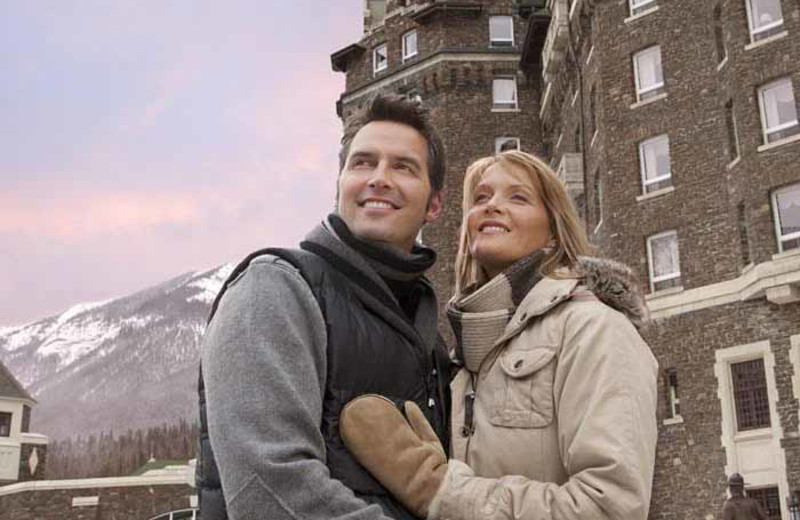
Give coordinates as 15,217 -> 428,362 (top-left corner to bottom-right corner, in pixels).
340,395 -> 448,518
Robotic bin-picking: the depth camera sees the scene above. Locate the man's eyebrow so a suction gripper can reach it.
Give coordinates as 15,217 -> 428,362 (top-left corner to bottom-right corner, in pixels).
394,155 -> 423,169
347,151 -> 377,161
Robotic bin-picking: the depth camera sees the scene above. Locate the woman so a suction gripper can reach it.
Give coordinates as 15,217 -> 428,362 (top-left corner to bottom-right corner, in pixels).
341,151 -> 658,520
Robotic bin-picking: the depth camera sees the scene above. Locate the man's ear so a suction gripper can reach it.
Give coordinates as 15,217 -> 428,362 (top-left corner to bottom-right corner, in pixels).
424,191 -> 442,223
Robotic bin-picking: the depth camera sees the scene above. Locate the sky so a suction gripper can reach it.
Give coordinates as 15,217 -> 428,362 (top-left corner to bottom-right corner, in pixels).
0,1 -> 364,326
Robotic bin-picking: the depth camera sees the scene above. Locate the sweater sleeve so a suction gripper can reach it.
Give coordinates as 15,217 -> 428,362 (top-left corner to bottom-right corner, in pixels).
430,305 -> 658,520
201,255 -> 392,520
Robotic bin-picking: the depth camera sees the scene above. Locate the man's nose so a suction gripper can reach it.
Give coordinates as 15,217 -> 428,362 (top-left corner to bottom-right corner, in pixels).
367,161 -> 392,189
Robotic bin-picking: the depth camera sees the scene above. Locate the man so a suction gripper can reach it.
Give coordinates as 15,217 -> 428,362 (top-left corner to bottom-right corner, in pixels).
722,473 -> 768,520
197,94 -> 451,520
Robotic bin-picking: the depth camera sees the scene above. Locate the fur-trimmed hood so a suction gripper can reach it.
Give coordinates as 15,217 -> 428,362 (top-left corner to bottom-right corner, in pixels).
578,256 -> 649,328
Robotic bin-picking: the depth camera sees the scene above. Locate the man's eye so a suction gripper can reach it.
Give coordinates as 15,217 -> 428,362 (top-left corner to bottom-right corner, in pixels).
352,159 -> 370,168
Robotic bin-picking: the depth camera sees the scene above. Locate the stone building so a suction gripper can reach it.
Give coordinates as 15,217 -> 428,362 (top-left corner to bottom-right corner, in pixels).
331,0 -> 800,518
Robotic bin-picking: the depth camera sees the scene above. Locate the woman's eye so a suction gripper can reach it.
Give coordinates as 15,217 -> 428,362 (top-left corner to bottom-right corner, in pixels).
512,194 -> 529,202
474,193 -> 489,203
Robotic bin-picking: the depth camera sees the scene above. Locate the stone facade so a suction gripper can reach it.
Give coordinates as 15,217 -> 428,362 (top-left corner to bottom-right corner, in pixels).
333,0 -> 800,518
0,478 -> 194,520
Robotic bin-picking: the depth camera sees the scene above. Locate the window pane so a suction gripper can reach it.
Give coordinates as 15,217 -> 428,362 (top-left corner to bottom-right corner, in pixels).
762,80 -> 797,129
642,136 -> 671,181
731,358 -> 771,431
746,487 -> 781,520
403,31 -> 417,58
493,78 -> 517,106
750,0 -> 783,31
495,137 -> 520,153
636,47 -> 663,91
490,16 -> 513,44
0,412 -> 10,437
775,184 -> 800,239
651,233 -> 679,279
374,45 -> 387,71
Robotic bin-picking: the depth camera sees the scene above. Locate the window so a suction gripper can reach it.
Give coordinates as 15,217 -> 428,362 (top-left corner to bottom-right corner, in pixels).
629,0 -> 657,16
589,85 -> 598,138
402,30 -> 418,61
746,0 -> 784,42
665,368 -> 680,419
0,412 -> 10,437
747,487 -> 781,520
495,137 -> 520,153
772,183 -> 800,252
22,405 -> 30,433
647,230 -> 681,292
731,358 -> 771,431
593,173 -> 603,228
738,202 -> 752,266
373,44 -> 388,74
758,78 -> 799,144
633,46 -> 665,102
492,77 -> 518,109
725,100 -> 740,161
639,134 -> 672,194
714,5 -> 727,64
490,16 -> 514,47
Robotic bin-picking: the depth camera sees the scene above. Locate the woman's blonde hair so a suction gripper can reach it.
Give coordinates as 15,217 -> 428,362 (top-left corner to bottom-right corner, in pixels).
454,150 -> 593,294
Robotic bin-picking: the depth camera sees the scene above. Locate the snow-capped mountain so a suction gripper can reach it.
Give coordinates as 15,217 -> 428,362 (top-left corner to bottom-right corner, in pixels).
0,264 -> 233,439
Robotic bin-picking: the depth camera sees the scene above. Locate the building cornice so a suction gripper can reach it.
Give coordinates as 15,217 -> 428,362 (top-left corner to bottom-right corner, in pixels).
340,50 -> 521,105
0,473 -> 191,497
647,249 -> 800,319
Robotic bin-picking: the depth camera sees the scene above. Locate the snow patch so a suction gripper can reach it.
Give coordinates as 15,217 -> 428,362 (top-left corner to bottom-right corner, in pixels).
186,263 -> 234,304
56,299 -> 112,326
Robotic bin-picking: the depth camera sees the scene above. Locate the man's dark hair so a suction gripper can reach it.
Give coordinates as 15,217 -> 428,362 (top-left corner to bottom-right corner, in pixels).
339,94 -> 446,192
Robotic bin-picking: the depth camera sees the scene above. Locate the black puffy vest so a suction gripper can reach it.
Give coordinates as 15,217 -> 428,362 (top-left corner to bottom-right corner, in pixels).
197,245 -> 451,520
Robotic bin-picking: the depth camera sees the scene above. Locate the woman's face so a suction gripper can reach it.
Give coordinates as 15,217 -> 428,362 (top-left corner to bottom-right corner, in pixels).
467,162 -> 552,279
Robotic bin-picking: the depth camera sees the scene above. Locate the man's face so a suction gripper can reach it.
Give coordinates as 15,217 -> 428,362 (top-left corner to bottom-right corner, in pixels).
338,121 -> 441,251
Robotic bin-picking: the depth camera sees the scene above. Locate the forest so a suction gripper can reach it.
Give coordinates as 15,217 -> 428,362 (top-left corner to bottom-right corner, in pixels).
45,419 -> 198,479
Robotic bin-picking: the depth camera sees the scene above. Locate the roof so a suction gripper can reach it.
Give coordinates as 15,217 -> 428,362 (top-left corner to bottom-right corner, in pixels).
0,360 -> 34,402
331,43 -> 366,73
131,459 -> 191,476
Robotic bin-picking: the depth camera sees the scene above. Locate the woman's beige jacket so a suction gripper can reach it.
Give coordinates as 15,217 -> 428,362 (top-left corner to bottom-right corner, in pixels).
431,260 -> 658,520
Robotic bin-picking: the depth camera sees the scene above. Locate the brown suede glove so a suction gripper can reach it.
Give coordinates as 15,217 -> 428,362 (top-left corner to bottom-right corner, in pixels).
340,394 -> 448,518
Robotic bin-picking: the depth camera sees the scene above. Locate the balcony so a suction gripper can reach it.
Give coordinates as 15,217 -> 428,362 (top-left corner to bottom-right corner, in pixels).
557,152 -> 584,199
542,0 -> 569,79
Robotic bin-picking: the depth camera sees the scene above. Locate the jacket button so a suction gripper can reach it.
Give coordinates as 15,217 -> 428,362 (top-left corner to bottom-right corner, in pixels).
461,426 -> 471,437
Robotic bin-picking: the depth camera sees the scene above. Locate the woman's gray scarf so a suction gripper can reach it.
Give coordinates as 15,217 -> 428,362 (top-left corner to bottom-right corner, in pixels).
447,251 -> 545,372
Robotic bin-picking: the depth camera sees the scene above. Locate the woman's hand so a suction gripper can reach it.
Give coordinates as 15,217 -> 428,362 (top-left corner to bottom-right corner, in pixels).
340,395 -> 448,518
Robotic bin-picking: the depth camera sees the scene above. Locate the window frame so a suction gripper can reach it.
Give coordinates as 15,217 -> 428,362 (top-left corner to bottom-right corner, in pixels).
629,0 -> 658,16
489,16 -> 514,47
646,229 -> 681,293
494,137 -> 521,153
402,30 -> 418,61
492,76 -> 518,110
745,0 -> 785,42
373,43 -> 388,74
639,134 -> 672,194
757,77 -> 799,144
730,357 -> 772,432
771,183 -> 800,253
633,45 -> 665,102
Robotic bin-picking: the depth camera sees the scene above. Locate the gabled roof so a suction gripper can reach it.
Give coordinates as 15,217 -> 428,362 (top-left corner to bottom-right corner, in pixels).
0,360 -> 35,403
